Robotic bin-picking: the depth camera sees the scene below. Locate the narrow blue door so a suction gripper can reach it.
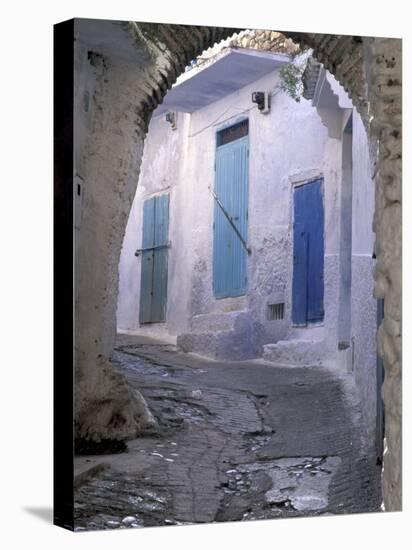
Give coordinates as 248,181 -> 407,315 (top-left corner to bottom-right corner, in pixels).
292,179 -> 324,325
139,197 -> 155,324
213,133 -> 249,298
139,194 -> 169,324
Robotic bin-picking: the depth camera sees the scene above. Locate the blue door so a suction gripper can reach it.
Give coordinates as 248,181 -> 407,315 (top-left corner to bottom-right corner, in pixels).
292,179 -> 324,325
213,133 -> 249,298
139,194 -> 169,324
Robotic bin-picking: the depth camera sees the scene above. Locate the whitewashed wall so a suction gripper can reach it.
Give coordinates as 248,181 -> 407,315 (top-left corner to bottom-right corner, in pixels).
350,110 -> 377,449
117,110 -> 192,341
118,68 -> 344,346
117,69 -> 375,385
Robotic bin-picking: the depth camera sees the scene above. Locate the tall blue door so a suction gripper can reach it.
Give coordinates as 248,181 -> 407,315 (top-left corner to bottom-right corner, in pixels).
213,134 -> 249,298
292,179 -> 324,325
139,194 -> 169,324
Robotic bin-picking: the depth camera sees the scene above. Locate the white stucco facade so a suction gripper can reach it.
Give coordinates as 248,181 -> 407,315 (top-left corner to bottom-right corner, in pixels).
117,52 -> 378,448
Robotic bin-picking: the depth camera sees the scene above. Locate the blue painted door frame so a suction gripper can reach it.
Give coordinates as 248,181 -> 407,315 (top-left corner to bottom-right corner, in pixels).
292,179 -> 325,325
213,135 -> 249,298
139,194 -> 169,324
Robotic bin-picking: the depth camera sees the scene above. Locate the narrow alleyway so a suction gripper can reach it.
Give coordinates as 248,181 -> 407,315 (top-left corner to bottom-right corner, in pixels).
74,334 -> 381,530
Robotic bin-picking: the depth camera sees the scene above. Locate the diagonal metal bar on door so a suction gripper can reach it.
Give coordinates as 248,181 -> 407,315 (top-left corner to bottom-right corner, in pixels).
135,241 -> 171,256
210,187 -> 251,255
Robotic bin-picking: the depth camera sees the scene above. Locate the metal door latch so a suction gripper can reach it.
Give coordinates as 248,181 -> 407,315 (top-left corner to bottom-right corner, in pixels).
135,241 -> 171,257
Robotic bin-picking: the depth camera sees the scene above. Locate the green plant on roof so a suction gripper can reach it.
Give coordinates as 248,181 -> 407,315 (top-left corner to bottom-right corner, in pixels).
279,63 -> 305,102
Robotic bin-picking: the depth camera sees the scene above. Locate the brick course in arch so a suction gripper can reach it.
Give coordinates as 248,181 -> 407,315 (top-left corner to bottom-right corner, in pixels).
72,21 -> 401,510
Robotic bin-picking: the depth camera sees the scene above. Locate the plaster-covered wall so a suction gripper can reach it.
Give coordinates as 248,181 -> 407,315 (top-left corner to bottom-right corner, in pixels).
117,111 -> 193,339
117,67 -> 344,359
117,62 -> 378,456
350,111 -> 377,450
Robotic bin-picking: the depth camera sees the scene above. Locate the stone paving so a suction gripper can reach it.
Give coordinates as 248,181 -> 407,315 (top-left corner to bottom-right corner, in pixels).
74,334 -> 381,531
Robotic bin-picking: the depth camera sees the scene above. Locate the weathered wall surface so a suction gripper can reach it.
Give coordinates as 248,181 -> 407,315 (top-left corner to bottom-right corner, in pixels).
118,64 -> 379,460
185,69 -> 315,346
117,111 -> 193,340
74,37 -> 157,443
280,32 -> 401,510
363,38 -> 402,511
74,20 -> 235,444
350,110 -> 377,451
117,68 -> 344,358
74,20 -> 401,509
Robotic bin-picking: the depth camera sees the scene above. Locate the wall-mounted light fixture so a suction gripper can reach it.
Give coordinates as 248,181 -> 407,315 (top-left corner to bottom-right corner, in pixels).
252,91 -> 271,114
165,111 -> 177,130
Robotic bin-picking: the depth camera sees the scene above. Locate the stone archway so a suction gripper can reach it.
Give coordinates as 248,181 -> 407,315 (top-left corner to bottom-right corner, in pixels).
73,20 -> 401,510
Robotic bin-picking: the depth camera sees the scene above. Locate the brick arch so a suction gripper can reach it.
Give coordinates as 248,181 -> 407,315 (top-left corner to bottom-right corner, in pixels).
74,21 -> 401,510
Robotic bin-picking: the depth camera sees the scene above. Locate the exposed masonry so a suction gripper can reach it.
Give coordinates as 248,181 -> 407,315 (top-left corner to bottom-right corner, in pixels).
364,38 -> 402,513
74,21 -> 401,510
193,29 -> 300,67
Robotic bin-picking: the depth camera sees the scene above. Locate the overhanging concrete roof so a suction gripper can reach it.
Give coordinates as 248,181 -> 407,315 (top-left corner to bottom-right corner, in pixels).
154,48 -> 291,117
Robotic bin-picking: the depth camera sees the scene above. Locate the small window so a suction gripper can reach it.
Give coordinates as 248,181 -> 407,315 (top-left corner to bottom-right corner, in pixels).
268,303 -> 285,321
216,119 -> 249,147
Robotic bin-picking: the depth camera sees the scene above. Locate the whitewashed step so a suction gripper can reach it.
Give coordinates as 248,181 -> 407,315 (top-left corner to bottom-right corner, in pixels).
285,325 -> 325,342
190,311 -> 248,333
178,330 -> 235,360
177,312 -> 264,361
263,339 -> 327,366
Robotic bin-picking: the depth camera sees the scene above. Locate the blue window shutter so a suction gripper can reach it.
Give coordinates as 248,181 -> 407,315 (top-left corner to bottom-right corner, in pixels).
139,197 -> 156,324
213,136 -> 249,298
151,194 -> 169,322
139,194 -> 170,324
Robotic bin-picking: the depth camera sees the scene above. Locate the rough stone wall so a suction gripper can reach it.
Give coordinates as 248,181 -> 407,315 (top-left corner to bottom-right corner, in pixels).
284,32 -> 402,512
362,38 -> 402,511
197,30 -> 369,125
284,33 -> 369,124
193,29 -> 300,68
238,29 -> 402,511
74,21 -> 401,509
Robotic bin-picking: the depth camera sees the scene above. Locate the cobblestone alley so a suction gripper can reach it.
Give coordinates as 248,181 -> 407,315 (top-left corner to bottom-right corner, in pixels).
74,334 -> 381,530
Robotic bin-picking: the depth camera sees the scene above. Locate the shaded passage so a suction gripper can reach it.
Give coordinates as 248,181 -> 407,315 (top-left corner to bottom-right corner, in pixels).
74,334 -> 381,530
